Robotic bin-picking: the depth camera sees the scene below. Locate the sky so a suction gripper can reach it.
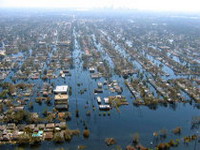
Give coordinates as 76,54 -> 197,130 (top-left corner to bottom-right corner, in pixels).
0,0 -> 200,12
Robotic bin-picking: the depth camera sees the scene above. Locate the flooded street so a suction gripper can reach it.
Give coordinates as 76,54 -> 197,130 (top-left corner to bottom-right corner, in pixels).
0,11 -> 199,150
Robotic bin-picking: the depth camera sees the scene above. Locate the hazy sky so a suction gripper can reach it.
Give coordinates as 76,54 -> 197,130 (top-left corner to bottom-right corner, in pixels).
0,0 -> 200,12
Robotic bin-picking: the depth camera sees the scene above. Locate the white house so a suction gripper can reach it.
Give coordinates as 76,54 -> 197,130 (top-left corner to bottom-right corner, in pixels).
54,85 -> 68,94
104,97 -> 109,104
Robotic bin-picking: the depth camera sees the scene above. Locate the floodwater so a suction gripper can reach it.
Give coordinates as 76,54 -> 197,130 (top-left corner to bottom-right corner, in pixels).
1,27 -> 200,150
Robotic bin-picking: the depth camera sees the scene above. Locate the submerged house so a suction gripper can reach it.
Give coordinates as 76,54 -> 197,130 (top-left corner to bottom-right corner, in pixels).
97,96 -> 101,104
55,104 -> 68,110
99,105 -> 111,110
44,132 -> 53,140
54,94 -> 69,110
89,67 -> 95,73
54,85 -> 69,111
94,88 -> 103,93
55,94 -> 68,101
37,124 -> 45,130
7,123 -> 16,131
32,131 -> 43,137
54,85 -> 68,94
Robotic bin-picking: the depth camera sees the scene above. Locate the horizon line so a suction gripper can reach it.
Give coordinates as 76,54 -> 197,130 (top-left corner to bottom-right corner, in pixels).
0,7 -> 200,14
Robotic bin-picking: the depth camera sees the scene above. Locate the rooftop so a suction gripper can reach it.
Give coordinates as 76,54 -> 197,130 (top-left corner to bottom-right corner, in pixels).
54,85 -> 68,93
55,94 -> 69,100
